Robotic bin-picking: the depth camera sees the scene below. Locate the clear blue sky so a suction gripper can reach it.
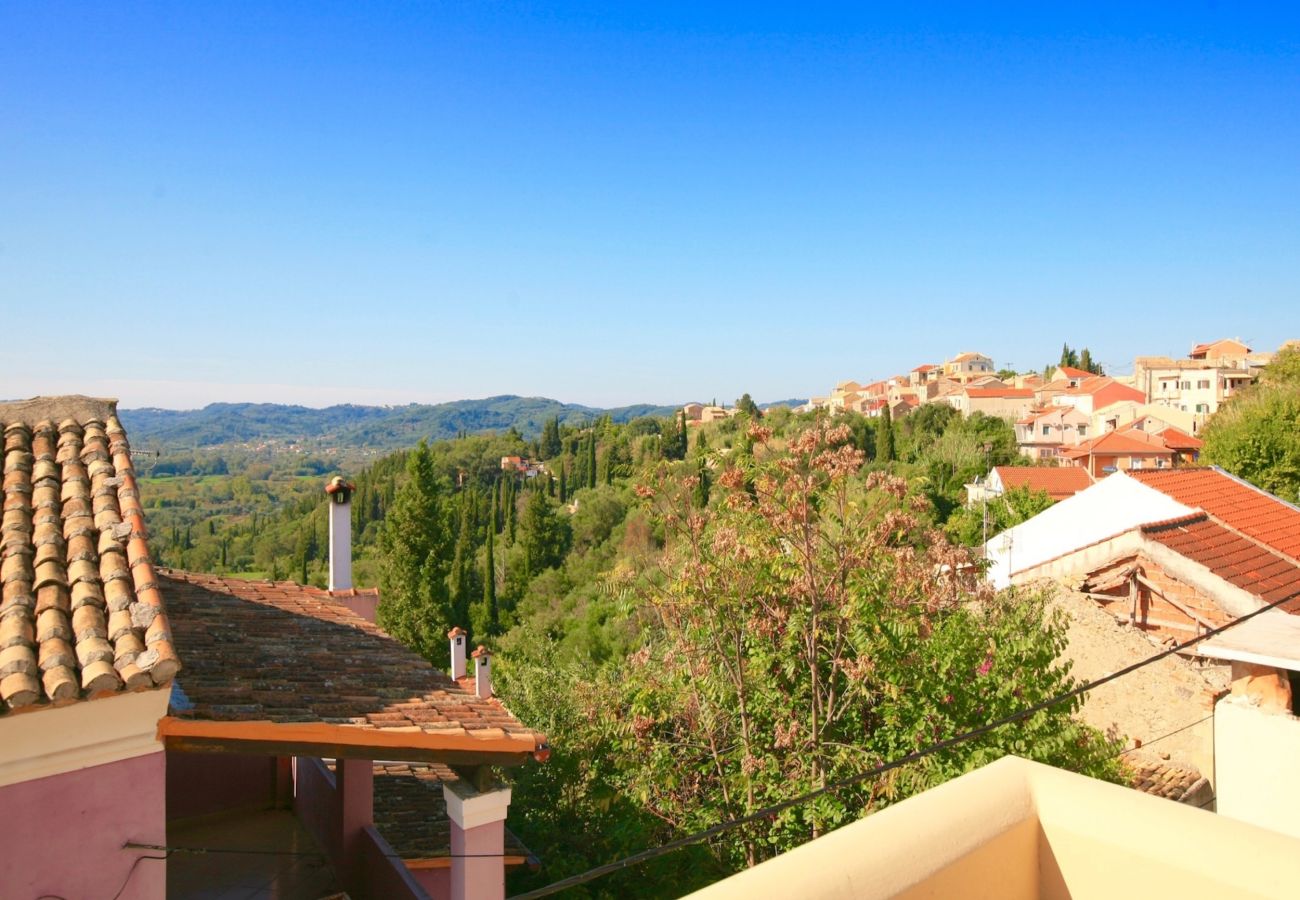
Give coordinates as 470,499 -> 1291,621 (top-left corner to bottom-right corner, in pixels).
3,3 -> 1298,409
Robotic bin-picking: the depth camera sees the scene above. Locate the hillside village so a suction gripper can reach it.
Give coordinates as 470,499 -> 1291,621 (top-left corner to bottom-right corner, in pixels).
784,337 -> 1290,476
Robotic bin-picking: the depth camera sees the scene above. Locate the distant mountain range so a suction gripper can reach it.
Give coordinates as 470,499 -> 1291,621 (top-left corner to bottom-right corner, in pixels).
119,395 -> 806,453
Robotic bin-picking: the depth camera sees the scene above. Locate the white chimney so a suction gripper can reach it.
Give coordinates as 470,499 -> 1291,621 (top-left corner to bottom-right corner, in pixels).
472,645 -> 492,699
449,627 -> 467,680
326,476 -> 354,591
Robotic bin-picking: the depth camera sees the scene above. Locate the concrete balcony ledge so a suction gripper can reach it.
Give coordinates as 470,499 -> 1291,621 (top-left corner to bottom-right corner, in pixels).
685,756 -> 1300,900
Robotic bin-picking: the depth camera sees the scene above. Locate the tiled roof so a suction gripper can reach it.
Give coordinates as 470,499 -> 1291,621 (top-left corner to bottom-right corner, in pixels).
365,762 -> 532,864
1142,513 -> 1300,609
1130,468 -> 1300,560
1056,366 -> 1093,379
1,397 -> 179,714
1128,758 -> 1210,804
1060,430 -> 1175,459
1153,427 -> 1203,452
160,571 -> 547,762
993,466 -> 1093,501
911,364 -> 936,372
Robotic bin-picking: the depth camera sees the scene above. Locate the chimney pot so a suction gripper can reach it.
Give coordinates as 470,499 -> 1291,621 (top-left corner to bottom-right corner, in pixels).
327,476 -> 354,591
449,627 -> 468,680
472,645 -> 492,699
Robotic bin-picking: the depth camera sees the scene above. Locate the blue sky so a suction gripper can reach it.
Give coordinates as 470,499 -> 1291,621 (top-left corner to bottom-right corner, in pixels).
2,3 -> 1298,409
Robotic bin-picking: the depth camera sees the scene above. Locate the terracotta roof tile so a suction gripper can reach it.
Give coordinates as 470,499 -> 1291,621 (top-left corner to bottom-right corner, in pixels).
1060,430 -> 1176,459
1142,513 -> 1300,610
0,398 -> 178,714
1128,758 -> 1210,803
161,571 -> 547,757
1131,468 -> 1300,560
992,466 -> 1093,501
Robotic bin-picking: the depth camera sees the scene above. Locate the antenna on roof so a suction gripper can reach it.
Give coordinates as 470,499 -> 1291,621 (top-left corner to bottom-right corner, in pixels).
134,446 -> 163,476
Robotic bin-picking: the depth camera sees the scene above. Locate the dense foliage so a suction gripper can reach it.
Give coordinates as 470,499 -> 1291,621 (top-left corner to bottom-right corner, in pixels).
1201,345 -> 1300,503
137,394 -> 1132,898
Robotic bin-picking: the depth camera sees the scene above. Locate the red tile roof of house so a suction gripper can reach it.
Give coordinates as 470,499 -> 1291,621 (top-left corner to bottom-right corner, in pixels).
965,388 -> 1035,399
1060,430 -> 1176,459
993,466 -> 1093,501
1189,339 -> 1251,359
1130,468 -> 1300,560
1056,366 -> 1094,379
0,397 -> 179,714
1154,427 -> 1203,452
1142,513 -> 1300,611
1072,377 -> 1146,409
160,570 -> 547,763
912,364 -> 937,372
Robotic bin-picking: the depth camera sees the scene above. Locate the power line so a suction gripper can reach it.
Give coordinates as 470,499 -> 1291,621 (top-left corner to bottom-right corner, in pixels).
508,592 -> 1289,899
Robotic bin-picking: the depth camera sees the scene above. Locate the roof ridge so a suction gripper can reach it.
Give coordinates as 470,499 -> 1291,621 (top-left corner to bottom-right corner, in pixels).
1197,509 -> 1300,571
1140,511 -> 1209,533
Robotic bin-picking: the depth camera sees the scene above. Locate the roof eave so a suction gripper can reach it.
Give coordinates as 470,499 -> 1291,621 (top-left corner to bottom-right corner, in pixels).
158,716 -> 546,766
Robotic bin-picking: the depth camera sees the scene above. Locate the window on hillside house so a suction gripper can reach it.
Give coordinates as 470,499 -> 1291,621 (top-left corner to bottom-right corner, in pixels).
1180,381 -> 1191,390
1042,425 -> 1051,435
1077,425 -> 1087,437
1131,459 -> 1144,469
1197,379 -> 1210,389
1196,403 -> 1209,413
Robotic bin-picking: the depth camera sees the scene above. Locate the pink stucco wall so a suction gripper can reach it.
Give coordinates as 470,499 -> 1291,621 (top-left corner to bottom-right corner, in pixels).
414,866 -> 450,899
0,750 -> 167,899
451,819 -> 506,900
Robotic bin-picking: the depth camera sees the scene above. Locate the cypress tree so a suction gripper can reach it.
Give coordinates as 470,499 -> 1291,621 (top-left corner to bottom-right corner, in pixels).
483,531 -> 497,634
878,404 -> 896,463
587,434 -> 598,489
559,465 -> 568,504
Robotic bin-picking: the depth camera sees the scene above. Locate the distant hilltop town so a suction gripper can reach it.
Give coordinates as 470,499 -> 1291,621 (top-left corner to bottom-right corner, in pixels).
684,337 -> 1297,479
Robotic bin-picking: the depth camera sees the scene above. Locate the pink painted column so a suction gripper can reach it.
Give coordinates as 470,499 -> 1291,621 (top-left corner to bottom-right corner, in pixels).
336,757 -> 374,890
444,783 -> 512,900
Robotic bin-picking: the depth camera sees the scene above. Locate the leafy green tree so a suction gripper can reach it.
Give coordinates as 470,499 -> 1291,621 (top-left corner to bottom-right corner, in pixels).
521,491 -> 571,576
540,416 -> 563,459
735,393 -> 762,419
877,404 -> 895,462
1202,345 -> 1300,502
1078,347 -> 1103,375
377,441 -> 454,663
1059,343 -> 1079,369
619,422 -> 1123,870
945,484 -> 1057,546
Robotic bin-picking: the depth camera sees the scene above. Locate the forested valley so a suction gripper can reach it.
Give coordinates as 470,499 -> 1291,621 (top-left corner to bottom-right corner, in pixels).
134,398 -> 1134,896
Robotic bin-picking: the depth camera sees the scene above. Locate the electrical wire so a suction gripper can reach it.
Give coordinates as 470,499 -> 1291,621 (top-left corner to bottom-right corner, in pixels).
109,853 -> 169,900
507,591 -> 1290,899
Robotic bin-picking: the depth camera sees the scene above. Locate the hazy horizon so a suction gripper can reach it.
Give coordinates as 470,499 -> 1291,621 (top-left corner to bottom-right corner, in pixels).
4,5 -> 1298,409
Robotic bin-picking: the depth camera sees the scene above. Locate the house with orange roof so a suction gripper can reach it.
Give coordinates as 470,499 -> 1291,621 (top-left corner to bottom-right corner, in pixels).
0,397 -> 547,900
1014,406 -> 1093,460
908,363 -> 940,387
945,386 -> 1036,421
1058,429 -> 1177,478
965,465 -> 1093,506
1133,339 -> 1282,427
1050,376 -> 1146,418
942,351 -> 995,383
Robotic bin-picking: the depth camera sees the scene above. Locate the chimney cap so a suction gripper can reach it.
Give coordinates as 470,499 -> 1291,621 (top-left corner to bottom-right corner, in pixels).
326,476 -> 356,495
471,645 -> 491,659
448,626 -> 467,639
